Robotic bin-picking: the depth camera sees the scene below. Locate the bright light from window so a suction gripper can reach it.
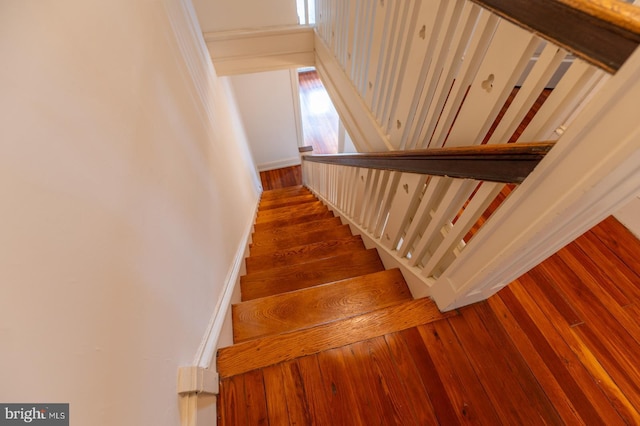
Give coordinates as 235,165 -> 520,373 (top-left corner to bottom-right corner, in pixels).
296,0 -> 316,25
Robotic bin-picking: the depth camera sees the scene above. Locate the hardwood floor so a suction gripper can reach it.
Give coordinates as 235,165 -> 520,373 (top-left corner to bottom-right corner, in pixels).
228,79 -> 640,424
220,167 -> 640,424
298,70 -> 339,154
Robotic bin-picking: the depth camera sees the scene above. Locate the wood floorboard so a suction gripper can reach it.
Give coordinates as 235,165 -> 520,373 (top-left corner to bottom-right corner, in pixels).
448,303 -> 563,425
400,327 -> 461,425
384,332 -> 440,425
510,276 -> 635,424
262,364 -> 290,425
493,285 -> 611,425
296,355 -> 334,425
299,70 -> 339,154
316,347 -> 368,425
222,118 -> 640,426
243,369 -> 269,426
418,320 -> 502,425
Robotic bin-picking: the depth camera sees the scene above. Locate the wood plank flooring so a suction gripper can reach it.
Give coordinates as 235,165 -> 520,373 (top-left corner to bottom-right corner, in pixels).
298,70 -> 339,154
219,181 -> 640,424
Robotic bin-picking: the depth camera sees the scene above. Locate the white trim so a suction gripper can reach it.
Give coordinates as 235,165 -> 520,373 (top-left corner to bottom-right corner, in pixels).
192,204 -> 258,370
290,68 -> 305,148
314,32 -> 393,152
614,196 -> 640,238
161,0 -> 220,127
257,157 -> 302,172
177,366 -> 219,395
204,25 -> 315,76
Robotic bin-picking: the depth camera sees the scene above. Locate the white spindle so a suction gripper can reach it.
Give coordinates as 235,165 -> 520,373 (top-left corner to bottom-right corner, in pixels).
416,3 -> 482,149
429,12 -> 499,148
443,20 -> 539,147
518,59 -> 603,142
404,0 -> 466,150
398,0 -> 456,150
377,0 -> 417,129
381,173 -> 427,250
362,169 -> 381,230
421,181 -> 503,276
397,176 -> 450,257
408,179 -> 478,266
373,171 -> 402,238
363,0 -> 389,109
486,42 -> 568,145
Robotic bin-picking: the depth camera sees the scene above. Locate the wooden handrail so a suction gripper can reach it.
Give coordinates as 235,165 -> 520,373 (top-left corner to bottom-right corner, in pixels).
471,0 -> 640,73
302,143 -> 554,184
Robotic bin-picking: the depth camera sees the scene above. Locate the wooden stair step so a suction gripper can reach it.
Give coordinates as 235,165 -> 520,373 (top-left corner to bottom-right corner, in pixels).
255,201 -> 327,224
253,211 -> 334,232
233,269 -> 412,343
257,200 -> 324,219
258,193 -> 318,211
240,249 -> 384,301
260,186 -> 310,200
251,217 -> 343,244
217,297 -> 457,378
250,224 -> 352,256
245,235 -> 366,274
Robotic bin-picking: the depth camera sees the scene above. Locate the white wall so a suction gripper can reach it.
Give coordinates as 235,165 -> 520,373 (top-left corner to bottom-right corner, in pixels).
230,71 -> 302,170
0,1 -> 259,425
192,0 -> 302,171
615,196 -> 640,238
192,0 -> 298,31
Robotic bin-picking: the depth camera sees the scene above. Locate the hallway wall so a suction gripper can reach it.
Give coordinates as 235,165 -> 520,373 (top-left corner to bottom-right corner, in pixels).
192,0 -> 302,172
0,1 -> 259,425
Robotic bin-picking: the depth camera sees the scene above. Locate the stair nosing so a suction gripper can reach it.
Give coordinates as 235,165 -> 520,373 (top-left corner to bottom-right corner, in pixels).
232,269 -> 412,343
218,297 -> 456,378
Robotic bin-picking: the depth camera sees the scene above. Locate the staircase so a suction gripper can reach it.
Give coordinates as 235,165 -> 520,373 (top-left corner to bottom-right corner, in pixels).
217,185 -> 453,379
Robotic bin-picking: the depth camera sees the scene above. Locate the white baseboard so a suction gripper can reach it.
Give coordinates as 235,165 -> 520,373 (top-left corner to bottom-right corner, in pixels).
614,195 -> 640,238
257,157 -> 301,172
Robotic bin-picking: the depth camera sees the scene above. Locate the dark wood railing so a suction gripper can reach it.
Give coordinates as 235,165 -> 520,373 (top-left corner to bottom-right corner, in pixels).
302,142 -> 554,184
472,0 -> 640,73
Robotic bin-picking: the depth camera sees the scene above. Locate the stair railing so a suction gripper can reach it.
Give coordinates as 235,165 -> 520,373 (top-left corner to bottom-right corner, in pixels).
302,143 -> 553,306
306,0 -> 640,310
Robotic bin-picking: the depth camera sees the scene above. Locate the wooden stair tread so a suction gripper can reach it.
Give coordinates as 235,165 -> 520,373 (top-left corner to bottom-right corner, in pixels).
241,249 -> 384,300
251,217 -> 343,244
253,211 -> 334,232
260,186 -> 310,200
258,194 -> 318,211
255,201 -> 326,223
245,235 -> 366,274
250,224 -> 353,256
233,269 -> 412,343
218,297 -> 456,378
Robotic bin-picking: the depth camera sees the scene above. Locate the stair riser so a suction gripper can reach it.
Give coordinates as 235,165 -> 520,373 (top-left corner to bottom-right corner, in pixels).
255,202 -> 325,223
260,186 -> 310,200
240,249 -> 385,300
245,236 -> 366,274
251,217 -> 343,244
258,194 -> 318,211
253,212 -> 334,232
250,225 -> 353,256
